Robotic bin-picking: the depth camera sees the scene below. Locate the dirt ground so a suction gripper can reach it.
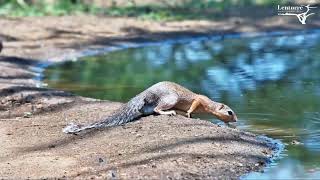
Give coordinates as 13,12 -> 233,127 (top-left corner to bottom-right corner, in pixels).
0,9 -> 318,179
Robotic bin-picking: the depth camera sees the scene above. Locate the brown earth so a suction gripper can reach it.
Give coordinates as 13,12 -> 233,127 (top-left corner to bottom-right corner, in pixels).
0,10 -> 318,179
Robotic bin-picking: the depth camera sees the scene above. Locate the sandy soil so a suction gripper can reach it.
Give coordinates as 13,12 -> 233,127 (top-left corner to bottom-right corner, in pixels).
0,10 -> 318,179
0,100 -> 276,179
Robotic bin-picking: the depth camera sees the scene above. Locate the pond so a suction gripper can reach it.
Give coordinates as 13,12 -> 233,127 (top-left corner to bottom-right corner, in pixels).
44,31 -> 320,179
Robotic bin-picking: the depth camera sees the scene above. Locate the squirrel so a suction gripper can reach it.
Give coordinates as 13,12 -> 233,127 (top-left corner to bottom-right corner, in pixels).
63,81 -> 237,134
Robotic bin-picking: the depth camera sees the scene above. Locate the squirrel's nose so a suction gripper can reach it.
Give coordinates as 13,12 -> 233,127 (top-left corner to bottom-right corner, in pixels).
233,114 -> 238,122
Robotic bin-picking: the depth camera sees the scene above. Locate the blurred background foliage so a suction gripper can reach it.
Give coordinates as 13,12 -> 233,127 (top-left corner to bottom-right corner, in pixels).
0,0 -> 297,20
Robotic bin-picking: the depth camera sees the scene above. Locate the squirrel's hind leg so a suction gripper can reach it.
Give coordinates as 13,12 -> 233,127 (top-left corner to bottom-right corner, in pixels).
154,94 -> 178,116
156,109 -> 177,116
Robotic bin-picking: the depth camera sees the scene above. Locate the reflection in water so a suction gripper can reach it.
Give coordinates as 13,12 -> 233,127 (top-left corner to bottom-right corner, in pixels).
44,32 -> 320,179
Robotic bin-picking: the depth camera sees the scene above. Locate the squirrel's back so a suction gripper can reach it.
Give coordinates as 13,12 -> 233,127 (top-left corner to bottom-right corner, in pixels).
146,81 -> 197,101
63,81 -> 198,134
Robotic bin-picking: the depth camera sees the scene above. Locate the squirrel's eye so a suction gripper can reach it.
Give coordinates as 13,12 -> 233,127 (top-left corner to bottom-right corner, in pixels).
227,111 -> 233,115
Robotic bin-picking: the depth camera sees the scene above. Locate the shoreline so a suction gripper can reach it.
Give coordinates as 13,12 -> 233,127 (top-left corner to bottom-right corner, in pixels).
240,136 -> 284,179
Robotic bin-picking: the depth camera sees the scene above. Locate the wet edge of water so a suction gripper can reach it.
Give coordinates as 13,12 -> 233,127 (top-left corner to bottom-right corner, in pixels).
241,135 -> 285,179
35,28 -> 319,177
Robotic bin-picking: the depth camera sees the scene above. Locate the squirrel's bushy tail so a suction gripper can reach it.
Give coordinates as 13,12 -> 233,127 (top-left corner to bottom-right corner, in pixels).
63,96 -> 145,134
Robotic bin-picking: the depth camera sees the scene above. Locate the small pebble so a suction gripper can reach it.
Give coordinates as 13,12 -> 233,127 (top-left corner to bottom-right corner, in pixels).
111,171 -> 116,178
261,150 -> 269,154
291,139 -> 302,145
23,112 -> 32,118
307,168 -> 317,173
98,158 -> 104,163
36,104 -> 43,109
48,145 -> 56,148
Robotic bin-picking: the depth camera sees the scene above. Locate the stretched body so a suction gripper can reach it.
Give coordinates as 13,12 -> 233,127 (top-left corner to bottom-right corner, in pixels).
63,81 -> 237,134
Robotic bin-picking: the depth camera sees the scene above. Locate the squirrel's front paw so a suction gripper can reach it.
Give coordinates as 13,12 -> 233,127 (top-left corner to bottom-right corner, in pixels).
168,110 -> 176,116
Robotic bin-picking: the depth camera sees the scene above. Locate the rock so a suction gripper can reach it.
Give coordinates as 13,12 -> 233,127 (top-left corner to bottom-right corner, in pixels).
98,157 -> 104,163
291,139 -> 302,145
237,163 -> 244,167
23,112 -> 32,118
36,103 -> 43,109
24,95 -> 34,103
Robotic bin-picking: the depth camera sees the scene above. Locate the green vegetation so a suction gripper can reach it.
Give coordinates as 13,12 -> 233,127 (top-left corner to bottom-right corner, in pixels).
105,0 -> 289,21
0,0 -> 100,16
0,0 -> 290,20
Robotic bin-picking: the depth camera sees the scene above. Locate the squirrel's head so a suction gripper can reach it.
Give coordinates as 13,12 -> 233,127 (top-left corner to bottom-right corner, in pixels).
196,95 -> 238,123
211,103 -> 237,123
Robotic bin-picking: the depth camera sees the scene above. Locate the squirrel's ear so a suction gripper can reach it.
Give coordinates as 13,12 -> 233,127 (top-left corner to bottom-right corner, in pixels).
218,104 -> 224,110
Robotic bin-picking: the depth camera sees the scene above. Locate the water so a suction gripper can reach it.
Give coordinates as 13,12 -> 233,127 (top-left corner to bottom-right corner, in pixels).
44,32 -> 320,179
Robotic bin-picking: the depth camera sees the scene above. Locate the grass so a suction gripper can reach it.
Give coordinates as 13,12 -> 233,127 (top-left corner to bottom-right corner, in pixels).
0,0 -> 291,20
105,6 -> 217,21
0,0 -> 100,16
